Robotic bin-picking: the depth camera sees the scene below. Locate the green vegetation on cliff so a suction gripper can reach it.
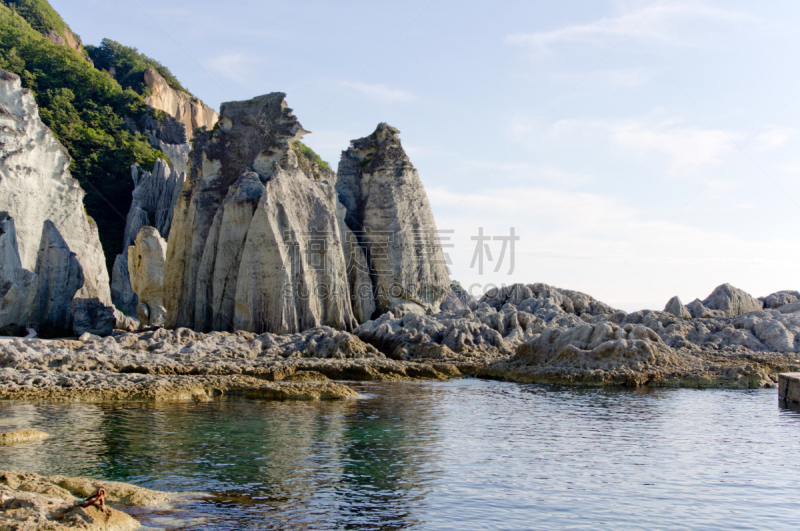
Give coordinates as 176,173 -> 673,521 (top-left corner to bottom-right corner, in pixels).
293,140 -> 331,170
2,0 -> 69,38
87,38 -> 193,97
0,4 -> 168,270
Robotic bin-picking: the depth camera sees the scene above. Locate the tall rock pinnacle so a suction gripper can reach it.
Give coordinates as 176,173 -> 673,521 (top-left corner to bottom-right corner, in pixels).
164,93 -> 355,333
336,123 -> 450,318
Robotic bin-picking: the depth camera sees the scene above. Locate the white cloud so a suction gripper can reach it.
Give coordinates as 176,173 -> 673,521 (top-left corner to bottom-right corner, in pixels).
749,125 -> 794,153
547,67 -> 659,88
347,81 -> 414,103
205,52 -> 256,83
610,118 -> 738,173
506,3 -> 747,57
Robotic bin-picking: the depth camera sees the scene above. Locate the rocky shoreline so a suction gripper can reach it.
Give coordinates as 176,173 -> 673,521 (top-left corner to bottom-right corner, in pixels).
0,470 -> 175,530
1,280 -> 799,402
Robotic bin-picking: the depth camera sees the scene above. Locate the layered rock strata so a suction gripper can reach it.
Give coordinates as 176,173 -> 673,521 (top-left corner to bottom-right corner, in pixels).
165,93 -> 356,334
336,123 -> 450,318
144,67 -> 218,140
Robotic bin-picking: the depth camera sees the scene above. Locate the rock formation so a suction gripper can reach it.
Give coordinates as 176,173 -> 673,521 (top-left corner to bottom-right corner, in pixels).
0,213 -> 37,335
165,92 -> 356,334
29,221 -> 84,338
354,282 -> 800,387
128,226 -> 167,327
123,159 -> 185,249
71,298 -> 116,337
664,295 -> 691,319
111,159 -> 185,316
0,69 -> 112,309
144,67 -> 218,140
335,123 -> 450,318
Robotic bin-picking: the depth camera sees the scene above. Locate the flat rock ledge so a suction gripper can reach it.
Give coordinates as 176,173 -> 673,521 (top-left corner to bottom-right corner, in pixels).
0,429 -> 49,445
0,327 -> 459,402
0,470 -> 171,530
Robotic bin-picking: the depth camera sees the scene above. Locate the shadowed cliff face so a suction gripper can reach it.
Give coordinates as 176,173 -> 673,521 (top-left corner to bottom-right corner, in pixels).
336,123 -> 451,320
164,93 -> 356,334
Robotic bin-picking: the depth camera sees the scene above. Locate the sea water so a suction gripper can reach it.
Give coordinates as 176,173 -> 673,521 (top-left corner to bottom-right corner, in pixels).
0,379 -> 798,530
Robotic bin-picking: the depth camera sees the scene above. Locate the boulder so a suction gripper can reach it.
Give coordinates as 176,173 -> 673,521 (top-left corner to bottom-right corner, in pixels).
0,213 -> 37,336
30,221 -> 84,338
702,283 -> 763,317
71,298 -> 116,337
663,295 -> 691,319
0,69 -> 112,307
440,287 -> 476,312
336,123 -> 450,318
761,290 -> 800,309
128,227 -> 168,327
143,67 -> 218,140
165,92 -> 356,334
686,299 -> 709,319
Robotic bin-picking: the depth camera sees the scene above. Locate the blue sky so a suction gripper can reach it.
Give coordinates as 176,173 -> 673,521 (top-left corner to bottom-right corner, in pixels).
53,0 -> 800,311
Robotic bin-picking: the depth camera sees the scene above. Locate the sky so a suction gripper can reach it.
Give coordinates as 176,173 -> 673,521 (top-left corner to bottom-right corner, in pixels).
52,0 -> 800,311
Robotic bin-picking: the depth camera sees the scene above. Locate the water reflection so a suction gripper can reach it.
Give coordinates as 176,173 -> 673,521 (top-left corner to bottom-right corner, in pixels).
0,381 -> 798,530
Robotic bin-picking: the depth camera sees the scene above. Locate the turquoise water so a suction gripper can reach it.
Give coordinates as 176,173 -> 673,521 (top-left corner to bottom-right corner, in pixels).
0,380 -> 798,530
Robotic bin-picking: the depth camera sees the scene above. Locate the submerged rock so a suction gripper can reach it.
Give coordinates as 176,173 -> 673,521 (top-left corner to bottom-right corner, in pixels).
336,123 -> 450,318
165,92 -> 356,334
0,430 -> 49,445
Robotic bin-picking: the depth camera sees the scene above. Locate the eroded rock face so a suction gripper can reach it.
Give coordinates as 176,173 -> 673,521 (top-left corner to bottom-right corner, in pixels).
0,69 -> 111,308
144,67 -> 218,140
165,93 -> 356,334
336,123 -> 450,318
30,221 -> 84,338
0,213 -> 37,336
123,159 -> 185,249
111,159 -> 185,316
128,227 -> 167,327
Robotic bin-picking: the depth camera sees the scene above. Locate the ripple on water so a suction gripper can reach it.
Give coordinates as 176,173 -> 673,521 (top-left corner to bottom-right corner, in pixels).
0,380 -> 798,530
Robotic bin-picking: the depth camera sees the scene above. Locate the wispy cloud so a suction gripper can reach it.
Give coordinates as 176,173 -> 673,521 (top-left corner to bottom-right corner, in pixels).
505,3 -> 747,57
347,81 -> 414,103
205,52 -> 256,83
610,118 -> 738,173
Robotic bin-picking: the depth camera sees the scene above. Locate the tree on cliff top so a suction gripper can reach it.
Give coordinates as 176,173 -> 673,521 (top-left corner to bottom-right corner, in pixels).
87,38 -> 194,97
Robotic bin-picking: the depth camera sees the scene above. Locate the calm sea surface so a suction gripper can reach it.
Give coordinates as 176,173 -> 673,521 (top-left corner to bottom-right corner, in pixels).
0,379 -> 798,530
